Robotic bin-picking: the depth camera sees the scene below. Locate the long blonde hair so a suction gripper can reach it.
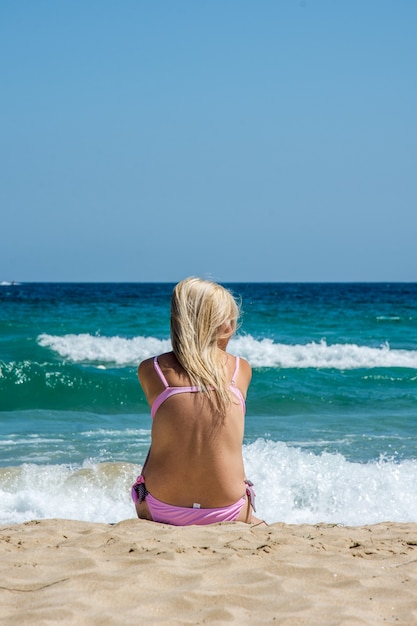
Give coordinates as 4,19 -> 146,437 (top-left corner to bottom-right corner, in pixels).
170,277 -> 240,416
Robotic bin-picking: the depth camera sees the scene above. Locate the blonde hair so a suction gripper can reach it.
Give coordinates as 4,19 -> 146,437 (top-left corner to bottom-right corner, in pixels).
170,277 -> 240,416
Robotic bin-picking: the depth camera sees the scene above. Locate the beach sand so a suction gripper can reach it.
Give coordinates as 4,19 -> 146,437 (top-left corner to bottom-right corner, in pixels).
1,519 -> 416,625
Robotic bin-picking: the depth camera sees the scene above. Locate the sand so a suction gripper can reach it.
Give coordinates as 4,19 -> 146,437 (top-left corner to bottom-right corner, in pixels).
1,519 -> 416,625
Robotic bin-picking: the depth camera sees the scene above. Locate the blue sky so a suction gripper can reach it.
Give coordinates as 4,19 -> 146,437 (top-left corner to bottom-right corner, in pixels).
1,1 -> 416,282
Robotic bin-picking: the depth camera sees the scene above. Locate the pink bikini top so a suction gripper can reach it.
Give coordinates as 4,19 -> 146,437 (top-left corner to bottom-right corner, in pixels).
151,356 -> 246,419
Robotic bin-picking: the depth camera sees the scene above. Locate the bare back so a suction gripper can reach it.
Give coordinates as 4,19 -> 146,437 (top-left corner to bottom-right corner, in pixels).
138,350 -> 252,508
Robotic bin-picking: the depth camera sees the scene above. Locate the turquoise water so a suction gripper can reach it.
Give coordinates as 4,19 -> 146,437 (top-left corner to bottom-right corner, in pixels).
1,282 -> 417,525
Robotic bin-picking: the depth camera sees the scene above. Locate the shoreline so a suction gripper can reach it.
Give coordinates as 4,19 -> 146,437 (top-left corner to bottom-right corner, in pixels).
1,519 -> 416,625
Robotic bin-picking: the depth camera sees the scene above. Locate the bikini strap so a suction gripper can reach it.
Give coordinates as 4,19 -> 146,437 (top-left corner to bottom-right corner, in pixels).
244,479 -> 256,512
153,356 -> 169,388
231,356 -> 240,385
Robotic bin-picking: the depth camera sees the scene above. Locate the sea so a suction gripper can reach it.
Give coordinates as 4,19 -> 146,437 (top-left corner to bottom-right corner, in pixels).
1,282 -> 416,527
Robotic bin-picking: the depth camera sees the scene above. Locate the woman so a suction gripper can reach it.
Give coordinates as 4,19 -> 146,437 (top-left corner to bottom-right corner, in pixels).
131,277 -> 262,525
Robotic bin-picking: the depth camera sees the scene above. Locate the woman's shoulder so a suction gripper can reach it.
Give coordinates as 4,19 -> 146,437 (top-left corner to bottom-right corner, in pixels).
138,352 -> 174,396
138,352 -> 174,376
228,353 -> 252,385
231,353 -> 251,370
239,356 -> 252,376
137,357 -> 153,387
236,354 -> 251,367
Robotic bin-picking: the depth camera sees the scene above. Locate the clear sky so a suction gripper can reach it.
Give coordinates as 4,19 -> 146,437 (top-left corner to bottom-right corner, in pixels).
1,0 -> 416,282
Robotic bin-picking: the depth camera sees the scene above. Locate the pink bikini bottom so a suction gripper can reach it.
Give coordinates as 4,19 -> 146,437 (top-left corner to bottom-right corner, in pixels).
131,475 -> 255,526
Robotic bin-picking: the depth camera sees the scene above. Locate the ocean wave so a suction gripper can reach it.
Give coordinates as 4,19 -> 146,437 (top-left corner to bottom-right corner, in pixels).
37,333 -> 417,370
38,333 -> 171,366
244,439 -> 417,525
1,442 -> 417,526
233,336 -> 417,369
0,462 -> 139,525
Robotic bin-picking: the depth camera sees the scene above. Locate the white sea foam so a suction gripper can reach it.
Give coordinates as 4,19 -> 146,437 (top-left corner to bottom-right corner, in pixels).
1,442 -> 416,526
0,462 -> 138,525
38,333 -> 171,366
38,333 -> 417,370
233,336 -> 417,369
244,440 -> 417,525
